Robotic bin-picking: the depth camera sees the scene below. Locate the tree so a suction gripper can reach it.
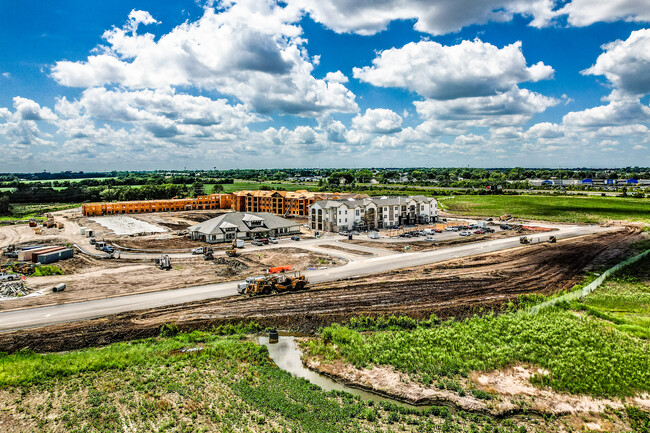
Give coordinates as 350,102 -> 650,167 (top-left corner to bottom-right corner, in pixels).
0,195 -> 9,216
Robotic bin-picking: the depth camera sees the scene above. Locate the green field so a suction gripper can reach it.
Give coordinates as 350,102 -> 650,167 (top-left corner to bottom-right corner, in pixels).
439,194 -> 650,223
0,326 -> 545,433
218,180 -> 317,193
574,255 -> 650,339
0,203 -> 81,221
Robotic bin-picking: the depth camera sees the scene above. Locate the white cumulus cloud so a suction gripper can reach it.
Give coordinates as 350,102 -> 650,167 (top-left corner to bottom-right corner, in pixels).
51,1 -> 357,116
354,39 -> 553,100
352,108 -> 403,134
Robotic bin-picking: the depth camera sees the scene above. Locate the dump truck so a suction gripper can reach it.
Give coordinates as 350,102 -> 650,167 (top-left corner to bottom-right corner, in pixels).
499,214 -> 512,221
237,273 -> 310,296
225,248 -> 238,257
519,236 -> 531,244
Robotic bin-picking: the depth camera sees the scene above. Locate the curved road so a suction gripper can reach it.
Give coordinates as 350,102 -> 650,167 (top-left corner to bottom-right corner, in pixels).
0,224 -> 613,331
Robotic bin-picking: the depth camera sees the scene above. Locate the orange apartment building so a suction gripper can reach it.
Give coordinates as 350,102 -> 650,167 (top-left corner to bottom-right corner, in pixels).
82,190 -> 365,217
230,190 -> 366,216
81,193 -> 232,216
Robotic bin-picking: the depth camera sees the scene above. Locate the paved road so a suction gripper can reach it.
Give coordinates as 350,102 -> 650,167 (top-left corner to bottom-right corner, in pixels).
0,224 -> 613,331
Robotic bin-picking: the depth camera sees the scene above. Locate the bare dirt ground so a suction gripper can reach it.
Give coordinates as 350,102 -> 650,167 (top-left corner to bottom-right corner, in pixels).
342,228 -> 539,252
302,355 -> 647,429
0,248 -> 345,312
112,234 -> 213,251
316,244 -> 374,256
0,228 -> 642,353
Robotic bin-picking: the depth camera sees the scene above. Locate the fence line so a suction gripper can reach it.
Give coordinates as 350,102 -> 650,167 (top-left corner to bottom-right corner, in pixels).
528,248 -> 650,314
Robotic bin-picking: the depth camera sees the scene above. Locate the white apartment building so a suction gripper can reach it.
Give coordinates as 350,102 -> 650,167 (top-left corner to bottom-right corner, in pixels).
309,196 -> 438,232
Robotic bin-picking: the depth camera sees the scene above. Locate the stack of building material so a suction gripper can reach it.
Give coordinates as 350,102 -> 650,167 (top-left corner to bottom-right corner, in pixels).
0,281 -> 29,297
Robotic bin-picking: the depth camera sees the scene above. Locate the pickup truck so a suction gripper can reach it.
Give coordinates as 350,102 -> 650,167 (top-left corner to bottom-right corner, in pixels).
250,240 -> 264,246
0,272 -> 20,282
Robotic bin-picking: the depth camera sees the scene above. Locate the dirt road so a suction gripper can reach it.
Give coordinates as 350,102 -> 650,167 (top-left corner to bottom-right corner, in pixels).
0,228 -> 641,353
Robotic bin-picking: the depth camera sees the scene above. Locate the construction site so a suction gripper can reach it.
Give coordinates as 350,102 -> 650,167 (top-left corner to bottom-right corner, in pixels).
1,193 -> 648,433
0,187 -> 643,339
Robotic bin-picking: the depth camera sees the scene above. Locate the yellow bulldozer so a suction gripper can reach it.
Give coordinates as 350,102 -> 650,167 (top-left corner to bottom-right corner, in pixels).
237,273 -> 310,296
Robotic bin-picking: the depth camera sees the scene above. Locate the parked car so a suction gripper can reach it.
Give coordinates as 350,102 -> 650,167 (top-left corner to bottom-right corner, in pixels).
485,218 -> 493,221
290,235 -> 300,241
351,231 -> 360,235
191,247 -> 204,255
0,272 -> 19,282
459,231 -> 472,236
251,240 -> 264,246
102,245 -> 115,253
474,230 -> 485,234
268,238 -> 278,244
434,229 -> 442,233
260,238 -> 270,245
89,238 -> 96,245
444,227 -> 455,231
424,236 -> 436,242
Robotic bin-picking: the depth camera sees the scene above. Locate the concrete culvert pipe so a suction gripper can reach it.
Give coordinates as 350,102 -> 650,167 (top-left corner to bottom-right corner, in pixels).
52,283 -> 66,293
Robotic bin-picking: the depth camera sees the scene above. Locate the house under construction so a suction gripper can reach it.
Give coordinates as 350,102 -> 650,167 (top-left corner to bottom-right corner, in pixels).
81,190 -> 365,217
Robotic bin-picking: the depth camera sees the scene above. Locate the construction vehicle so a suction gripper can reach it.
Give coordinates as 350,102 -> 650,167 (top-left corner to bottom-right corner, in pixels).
28,219 -> 37,228
237,273 -> 310,296
519,236 -> 531,244
155,255 -> 172,270
549,235 -> 557,243
2,245 -> 17,258
499,214 -> 512,221
203,247 -> 214,260
225,248 -> 239,257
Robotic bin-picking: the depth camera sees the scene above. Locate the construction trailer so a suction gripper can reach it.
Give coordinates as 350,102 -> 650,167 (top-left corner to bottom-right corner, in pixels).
37,249 -> 74,264
18,246 -> 63,262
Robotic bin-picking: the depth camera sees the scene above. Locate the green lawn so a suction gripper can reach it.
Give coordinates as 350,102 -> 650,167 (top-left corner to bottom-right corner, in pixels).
439,194 -> 650,223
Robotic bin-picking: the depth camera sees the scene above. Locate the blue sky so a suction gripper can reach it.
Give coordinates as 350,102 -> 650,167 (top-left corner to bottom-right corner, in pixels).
1,0 -> 649,171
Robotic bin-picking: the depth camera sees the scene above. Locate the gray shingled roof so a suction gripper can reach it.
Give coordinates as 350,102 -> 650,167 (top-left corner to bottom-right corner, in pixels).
313,196 -> 435,209
188,212 -> 299,236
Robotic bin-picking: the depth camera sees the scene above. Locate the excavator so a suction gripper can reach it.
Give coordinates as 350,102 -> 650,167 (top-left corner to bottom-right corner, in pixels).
519,236 -> 531,244
203,247 -> 214,260
237,273 -> 310,296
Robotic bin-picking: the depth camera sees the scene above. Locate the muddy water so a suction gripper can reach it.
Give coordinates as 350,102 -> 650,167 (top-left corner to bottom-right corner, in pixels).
258,334 -> 423,408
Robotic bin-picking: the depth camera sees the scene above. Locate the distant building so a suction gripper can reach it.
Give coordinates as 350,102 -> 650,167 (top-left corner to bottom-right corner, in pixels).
188,212 -> 300,243
309,196 -> 438,232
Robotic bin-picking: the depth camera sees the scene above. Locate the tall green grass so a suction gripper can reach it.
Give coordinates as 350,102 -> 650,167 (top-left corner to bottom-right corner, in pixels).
309,308 -> 650,398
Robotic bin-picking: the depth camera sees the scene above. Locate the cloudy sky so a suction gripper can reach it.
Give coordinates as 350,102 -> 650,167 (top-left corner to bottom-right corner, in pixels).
1,0 -> 649,171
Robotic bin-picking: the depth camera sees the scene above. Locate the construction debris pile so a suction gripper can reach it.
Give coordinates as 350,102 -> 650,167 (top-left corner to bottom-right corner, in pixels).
0,281 -> 30,298
0,262 -> 36,275
214,257 -> 249,276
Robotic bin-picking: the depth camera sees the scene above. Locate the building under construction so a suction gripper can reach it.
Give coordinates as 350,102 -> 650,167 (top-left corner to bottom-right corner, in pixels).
230,190 -> 364,216
81,190 -> 364,217
81,194 -> 232,216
